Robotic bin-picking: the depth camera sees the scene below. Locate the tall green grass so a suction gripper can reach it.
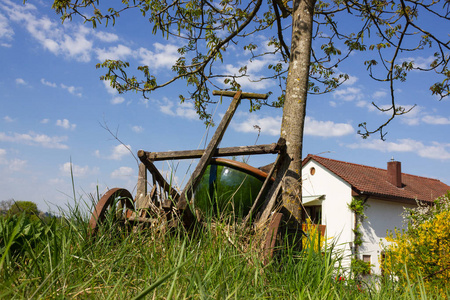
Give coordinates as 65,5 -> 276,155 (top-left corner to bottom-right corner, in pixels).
0,198 -> 447,299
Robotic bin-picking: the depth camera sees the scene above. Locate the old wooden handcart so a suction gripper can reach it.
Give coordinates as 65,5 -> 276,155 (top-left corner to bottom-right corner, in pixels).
88,90 -> 324,260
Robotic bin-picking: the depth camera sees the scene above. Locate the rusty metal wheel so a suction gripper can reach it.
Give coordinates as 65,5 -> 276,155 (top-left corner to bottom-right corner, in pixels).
263,212 -> 283,264
89,188 -> 134,236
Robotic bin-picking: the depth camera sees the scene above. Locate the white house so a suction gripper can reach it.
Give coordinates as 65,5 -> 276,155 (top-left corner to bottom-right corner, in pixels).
300,155 -> 450,275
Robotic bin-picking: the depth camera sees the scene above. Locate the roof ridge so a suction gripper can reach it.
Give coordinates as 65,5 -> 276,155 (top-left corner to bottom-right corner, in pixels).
308,154 -> 386,172
307,154 -> 443,182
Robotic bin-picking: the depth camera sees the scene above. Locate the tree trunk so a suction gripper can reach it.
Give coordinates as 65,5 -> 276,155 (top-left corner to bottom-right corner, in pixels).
279,0 -> 315,222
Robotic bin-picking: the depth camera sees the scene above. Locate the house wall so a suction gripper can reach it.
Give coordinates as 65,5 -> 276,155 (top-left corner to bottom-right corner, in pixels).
302,160 -> 418,276
359,198 -> 415,275
302,160 -> 354,269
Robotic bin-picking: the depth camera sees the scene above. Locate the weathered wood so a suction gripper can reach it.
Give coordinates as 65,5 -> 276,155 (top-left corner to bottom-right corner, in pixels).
177,91 -> 242,225
138,143 -> 281,161
242,142 -> 284,225
255,167 -> 287,229
137,190 -> 163,218
212,90 -> 268,100
138,158 -> 180,201
149,184 -> 157,202
135,163 -> 148,210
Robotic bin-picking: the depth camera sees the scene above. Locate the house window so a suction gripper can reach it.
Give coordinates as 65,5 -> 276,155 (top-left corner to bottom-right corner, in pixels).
305,205 -> 322,224
310,167 -> 316,175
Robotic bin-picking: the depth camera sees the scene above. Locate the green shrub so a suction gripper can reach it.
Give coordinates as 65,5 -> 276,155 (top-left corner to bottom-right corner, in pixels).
7,201 -> 40,222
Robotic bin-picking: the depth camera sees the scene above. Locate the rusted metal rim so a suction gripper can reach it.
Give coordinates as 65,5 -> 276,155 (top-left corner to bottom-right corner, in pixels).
88,188 -> 134,236
263,212 -> 283,265
211,158 -> 275,181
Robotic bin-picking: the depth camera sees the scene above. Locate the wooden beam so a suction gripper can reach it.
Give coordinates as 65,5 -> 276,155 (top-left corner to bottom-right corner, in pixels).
135,163 -> 147,210
137,143 -> 281,161
212,90 -> 268,100
138,158 -> 180,201
177,91 -> 242,225
242,140 -> 285,226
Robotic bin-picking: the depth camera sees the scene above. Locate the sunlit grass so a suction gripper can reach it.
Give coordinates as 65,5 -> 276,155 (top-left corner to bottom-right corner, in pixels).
0,197 -> 448,299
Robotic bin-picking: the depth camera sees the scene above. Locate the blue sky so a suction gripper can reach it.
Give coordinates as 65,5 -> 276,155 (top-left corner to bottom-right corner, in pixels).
1,0 -> 449,213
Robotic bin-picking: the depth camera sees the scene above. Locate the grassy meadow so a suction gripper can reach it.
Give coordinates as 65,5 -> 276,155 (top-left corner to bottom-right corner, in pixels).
0,197 -> 448,299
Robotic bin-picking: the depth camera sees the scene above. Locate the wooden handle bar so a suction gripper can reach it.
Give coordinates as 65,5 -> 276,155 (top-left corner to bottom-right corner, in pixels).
138,139 -> 285,162
212,90 -> 269,100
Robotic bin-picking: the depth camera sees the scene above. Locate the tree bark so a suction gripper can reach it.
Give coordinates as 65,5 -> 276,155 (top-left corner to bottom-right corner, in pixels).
279,0 -> 315,222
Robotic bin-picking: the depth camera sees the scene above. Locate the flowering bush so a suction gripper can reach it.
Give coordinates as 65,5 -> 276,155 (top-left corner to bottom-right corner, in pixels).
301,220 -> 325,252
383,193 -> 450,296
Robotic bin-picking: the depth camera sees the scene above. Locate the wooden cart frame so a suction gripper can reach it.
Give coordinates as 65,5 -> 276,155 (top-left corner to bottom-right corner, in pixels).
88,90 -> 325,261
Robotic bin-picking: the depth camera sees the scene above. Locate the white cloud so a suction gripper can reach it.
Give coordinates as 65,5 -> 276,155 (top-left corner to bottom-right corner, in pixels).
176,102 -> 198,120
158,98 -> 198,120
3,116 -> 14,122
60,25 -> 94,62
111,96 -> 125,105
41,118 -> 50,124
96,44 -> 133,61
138,43 -> 180,69
111,166 -> 134,179
304,116 -> 354,137
401,55 -> 436,69
0,148 -> 6,164
7,158 -> 26,171
102,80 -> 117,95
422,115 -> 450,125
139,98 -> 149,108
131,125 -> 143,133
0,149 -> 27,172
0,12 -> 14,43
15,78 -> 26,85
398,105 -> 422,126
383,107 -> 450,126
42,79 -> 82,96
373,90 -> 387,99
61,84 -> 82,97
0,131 -> 69,149
3,2 -> 63,54
342,75 -> 358,86
217,39 -> 288,90
232,114 -> 281,136
232,114 -> 354,137
159,99 -> 174,116
41,78 -> 57,87
1,1 -> 98,62
401,117 -> 420,126
96,144 -> 131,160
94,31 -> 119,43
348,138 -> 450,160
356,100 -> 369,108
110,144 -> 131,160
56,119 -> 76,130
333,87 -> 362,102
221,52 -> 282,90
60,162 -> 98,177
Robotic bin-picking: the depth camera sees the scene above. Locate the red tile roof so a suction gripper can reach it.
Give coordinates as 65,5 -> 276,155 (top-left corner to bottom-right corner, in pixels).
303,154 -> 450,203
